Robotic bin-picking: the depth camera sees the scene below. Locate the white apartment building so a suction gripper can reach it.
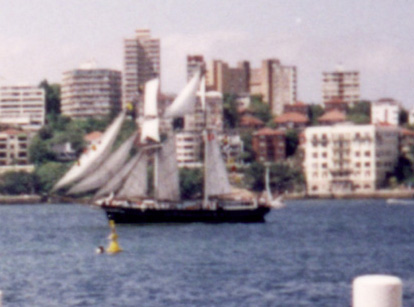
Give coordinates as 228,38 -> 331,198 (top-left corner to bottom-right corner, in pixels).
0,85 -> 45,130
175,131 -> 202,168
371,98 -> 400,126
261,59 -> 297,116
304,123 -> 399,196
322,67 -> 360,106
123,29 -> 160,109
61,68 -> 122,119
0,129 -> 32,166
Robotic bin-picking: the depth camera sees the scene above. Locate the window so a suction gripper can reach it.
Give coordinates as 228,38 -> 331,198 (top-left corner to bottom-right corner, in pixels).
365,151 -> 371,157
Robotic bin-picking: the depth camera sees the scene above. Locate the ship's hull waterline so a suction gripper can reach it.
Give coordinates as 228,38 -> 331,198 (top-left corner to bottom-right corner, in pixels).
100,204 -> 271,223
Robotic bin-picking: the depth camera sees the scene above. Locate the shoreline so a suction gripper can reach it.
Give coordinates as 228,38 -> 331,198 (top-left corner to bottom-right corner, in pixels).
0,189 -> 413,204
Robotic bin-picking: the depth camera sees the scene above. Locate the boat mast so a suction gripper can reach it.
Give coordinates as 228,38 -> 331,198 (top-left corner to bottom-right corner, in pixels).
201,72 -> 208,209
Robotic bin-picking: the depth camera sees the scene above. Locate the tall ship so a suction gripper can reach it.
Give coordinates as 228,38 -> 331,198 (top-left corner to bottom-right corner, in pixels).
53,70 -> 282,223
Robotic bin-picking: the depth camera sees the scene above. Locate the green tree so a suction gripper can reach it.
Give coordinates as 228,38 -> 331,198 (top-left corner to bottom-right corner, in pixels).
240,130 -> 255,163
244,162 -> 265,191
39,80 -> 61,115
250,95 -> 272,124
223,94 -> 239,129
393,155 -> 413,183
28,136 -> 56,164
0,171 -> 38,195
179,168 -> 203,199
308,104 -> 324,125
35,162 -> 70,193
400,109 -> 408,126
285,129 -> 299,157
347,101 -> 371,124
269,162 -> 305,193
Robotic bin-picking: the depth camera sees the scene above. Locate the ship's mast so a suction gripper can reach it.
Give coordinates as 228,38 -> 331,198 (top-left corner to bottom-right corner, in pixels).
201,73 -> 208,209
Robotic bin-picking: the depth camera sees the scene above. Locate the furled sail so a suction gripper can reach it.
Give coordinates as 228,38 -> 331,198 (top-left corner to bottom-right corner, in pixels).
53,110 -> 126,191
67,132 -> 137,195
117,153 -> 148,199
155,135 -> 180,200
205,132 -> 232,197
144,78 -> 159,117
94,151 -> 143,198
164,70 -> 201,118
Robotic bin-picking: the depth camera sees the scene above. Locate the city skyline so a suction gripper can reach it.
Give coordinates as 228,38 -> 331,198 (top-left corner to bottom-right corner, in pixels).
1,0 -> 413,107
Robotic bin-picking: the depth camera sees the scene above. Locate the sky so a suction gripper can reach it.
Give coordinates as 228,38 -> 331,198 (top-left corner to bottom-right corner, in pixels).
1,0 -> 414,107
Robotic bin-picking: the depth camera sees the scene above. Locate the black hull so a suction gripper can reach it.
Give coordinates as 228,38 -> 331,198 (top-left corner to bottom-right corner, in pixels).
101,206 -> 271,224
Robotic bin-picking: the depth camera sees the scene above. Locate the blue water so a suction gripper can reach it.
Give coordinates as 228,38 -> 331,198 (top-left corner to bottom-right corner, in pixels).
1,199 -> 414,306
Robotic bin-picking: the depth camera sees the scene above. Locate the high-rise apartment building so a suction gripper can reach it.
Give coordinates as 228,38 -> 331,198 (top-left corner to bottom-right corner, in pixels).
303,123 -> 399,196
123,29 -> 160,108
206,60 -> 250,95
0,85 -> 45,130
261,59 -> 297,116
61,67 -> 122,118
322,67 -> 360,106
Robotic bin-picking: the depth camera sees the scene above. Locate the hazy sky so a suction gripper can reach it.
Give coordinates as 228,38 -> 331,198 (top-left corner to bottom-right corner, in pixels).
1,0 -> 413,107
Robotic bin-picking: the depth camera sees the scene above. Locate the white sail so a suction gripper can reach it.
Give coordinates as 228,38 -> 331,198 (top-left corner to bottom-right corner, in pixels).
94,151 -> 143,198
67,132 -> 137,195
117,153 -> 148,199
156,135 -> 180,200
53,111 -> 126,191
140,118 -> 160,143
144,78 -> 159,117
205,132 -> 232,197
164,70 -> 201,118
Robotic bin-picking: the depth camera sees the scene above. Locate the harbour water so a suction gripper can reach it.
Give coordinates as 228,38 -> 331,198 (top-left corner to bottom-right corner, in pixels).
1,199 -> 414,306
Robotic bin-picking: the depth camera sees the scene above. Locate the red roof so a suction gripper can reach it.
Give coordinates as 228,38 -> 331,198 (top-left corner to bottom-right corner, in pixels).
84,131 -> 103,142
325,98 -> 346,104
274,112 -> 308,124
240,115 -> 264,126
400,128 -> 414,136
254,127 -> 285,136
1,129 -> 24,135
318,110 -> 346,122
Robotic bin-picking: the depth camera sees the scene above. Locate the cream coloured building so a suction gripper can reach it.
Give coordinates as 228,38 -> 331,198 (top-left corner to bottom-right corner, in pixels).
371,98 -> 400,126
322,68 -> 359,106
123,29 -> 160,108
61,67 -> 122,119
304,123 -> 399,196
0,85 -> 45,130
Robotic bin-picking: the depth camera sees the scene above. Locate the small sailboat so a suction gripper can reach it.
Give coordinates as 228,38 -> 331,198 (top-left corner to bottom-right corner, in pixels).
265,166 -> 286,209
54,70 -> 275,223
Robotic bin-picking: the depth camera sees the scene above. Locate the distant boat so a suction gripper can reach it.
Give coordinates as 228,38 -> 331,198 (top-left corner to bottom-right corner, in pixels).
53,70 -> 282,223
386,198 -> 414,205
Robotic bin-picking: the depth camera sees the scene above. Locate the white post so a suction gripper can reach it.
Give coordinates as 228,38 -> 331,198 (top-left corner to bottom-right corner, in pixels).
353,275 -> 402,307
0,290 -> 2,307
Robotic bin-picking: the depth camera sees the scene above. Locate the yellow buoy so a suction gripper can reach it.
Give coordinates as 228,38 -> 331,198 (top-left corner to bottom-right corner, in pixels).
106,220 -> 122,254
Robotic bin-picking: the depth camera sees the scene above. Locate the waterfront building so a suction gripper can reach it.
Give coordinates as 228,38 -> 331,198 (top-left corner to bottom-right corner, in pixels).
322,67 -> 360,106
260,59 -> 297,116
303,123 -> 399,196
252,128 -> 286,163
371,98 -> 400,126
123,29 -> 160,109
274,112 -> 309,130
0,85 -> 45,131
0,129 -> 31,166
61,66 -> 122,119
